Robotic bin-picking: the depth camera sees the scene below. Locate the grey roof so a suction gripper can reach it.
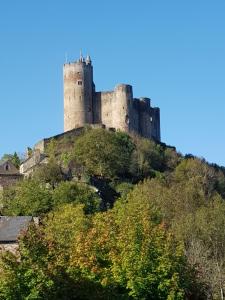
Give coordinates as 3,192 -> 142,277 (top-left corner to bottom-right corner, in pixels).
0,216 -> 33,243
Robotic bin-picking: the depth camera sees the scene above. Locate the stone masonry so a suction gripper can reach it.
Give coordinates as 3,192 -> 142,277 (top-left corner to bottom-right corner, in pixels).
64,54 -> 161,141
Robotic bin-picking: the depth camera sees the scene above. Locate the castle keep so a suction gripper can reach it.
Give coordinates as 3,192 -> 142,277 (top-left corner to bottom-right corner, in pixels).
64,54 -> 161,141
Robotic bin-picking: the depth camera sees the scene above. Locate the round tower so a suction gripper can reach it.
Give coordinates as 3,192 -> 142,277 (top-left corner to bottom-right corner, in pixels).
64,54 -> 94,132
112,84 -> 133,132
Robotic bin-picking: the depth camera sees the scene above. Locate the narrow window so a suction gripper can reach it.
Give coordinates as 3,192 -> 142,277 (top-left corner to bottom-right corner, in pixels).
78,81 -> 82,86
125,115 -> 129,125
5,164 -> 9,171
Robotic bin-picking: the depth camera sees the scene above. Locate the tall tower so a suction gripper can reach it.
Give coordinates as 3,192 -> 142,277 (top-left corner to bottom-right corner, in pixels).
64,53 -> 94,132
112,84 -> 133,132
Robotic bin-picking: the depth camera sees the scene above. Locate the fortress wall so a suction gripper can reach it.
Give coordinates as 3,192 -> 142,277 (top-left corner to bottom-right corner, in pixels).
112,84 -> 133,132
93,92 -> 102,123
99,91 -> 114,128
150,107 -> 161,141
83,64 -> 94,123
34,140 -> 45,153
129,99 -> 140,133
139,98 -> 151,138
20,150 -> 43,175
0,175 -> 22,191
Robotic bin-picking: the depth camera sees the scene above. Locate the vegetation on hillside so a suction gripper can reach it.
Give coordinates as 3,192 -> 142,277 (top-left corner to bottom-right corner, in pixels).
0,128 -> 225,299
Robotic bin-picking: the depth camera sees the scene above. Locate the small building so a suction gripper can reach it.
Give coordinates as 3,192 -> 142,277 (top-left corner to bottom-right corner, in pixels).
0,160 -> 22,191
0,216 -> 38,252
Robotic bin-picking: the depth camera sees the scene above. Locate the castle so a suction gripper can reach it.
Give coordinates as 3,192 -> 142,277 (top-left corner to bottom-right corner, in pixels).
20,53 -> 161,175
64,54 -> 161,141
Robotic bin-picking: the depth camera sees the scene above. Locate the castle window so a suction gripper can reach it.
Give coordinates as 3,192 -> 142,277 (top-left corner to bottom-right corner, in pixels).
5,164 -> 9,171
125,115 -> 129,125
150,117 -> 153,122
78,81 -> 82,86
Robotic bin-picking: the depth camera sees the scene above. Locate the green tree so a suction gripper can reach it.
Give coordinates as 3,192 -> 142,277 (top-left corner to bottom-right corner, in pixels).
69,188 -> 202,299
52,181 -> 101,214
174,158 -> 217,197
130,136 -> 164,178
173,196 -> 225,299
33,161 -> 64,189
164,148 -> 181,171
73,128 -> 134,179
0,224 -> 55,300
2,178 -> 52,216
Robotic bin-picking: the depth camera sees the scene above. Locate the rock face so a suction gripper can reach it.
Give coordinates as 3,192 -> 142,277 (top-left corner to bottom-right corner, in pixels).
64,54 -> 161,141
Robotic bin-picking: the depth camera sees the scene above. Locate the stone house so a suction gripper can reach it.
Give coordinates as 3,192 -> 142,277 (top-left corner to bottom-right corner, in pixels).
0,160 -> 22,191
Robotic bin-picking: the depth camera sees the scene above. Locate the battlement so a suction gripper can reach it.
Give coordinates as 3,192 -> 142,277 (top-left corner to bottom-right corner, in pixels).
64,54 -> 160,141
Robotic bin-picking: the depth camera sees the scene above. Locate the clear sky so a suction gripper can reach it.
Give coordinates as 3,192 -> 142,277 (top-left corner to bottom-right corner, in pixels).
0,0 -> 224,166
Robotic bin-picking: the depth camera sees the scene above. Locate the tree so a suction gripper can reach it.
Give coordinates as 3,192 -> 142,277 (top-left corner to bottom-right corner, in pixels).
52,181 -> 101,214
69,188 -> 203,299
2,178 -> 52,216
73,128 -> 134,179
0,224 -> 55,300
173,196 -> 225,299
130,136 -> 164,179
164,148 -> 181,171
175,158 -> 216,197
0,206 -> 121,300
33,161 -> 64,189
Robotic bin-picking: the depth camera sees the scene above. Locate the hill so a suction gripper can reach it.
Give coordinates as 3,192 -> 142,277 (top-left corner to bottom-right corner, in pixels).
0,127 -> 225,299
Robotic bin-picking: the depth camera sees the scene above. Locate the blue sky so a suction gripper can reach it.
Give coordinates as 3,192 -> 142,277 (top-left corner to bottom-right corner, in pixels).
0,0 -> 224,166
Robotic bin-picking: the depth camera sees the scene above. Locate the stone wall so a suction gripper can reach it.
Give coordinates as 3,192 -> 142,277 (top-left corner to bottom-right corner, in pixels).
94,88 -> 160,141
20,150 -> 46,175
0,174 -> 23,190
20,125 -> 105,175
0,243 -> 18,254
99,91 -> 114,128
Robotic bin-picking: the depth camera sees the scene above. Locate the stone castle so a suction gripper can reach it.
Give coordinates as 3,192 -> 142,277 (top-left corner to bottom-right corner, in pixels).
19,53 -> 161,175
64,54 -> 160,141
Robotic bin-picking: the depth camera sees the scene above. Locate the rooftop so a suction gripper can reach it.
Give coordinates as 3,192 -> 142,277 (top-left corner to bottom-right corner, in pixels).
0,216 -> 33,243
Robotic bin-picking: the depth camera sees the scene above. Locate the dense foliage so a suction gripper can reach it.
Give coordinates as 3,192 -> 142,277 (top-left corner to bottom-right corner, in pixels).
0,128 -> 225,299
